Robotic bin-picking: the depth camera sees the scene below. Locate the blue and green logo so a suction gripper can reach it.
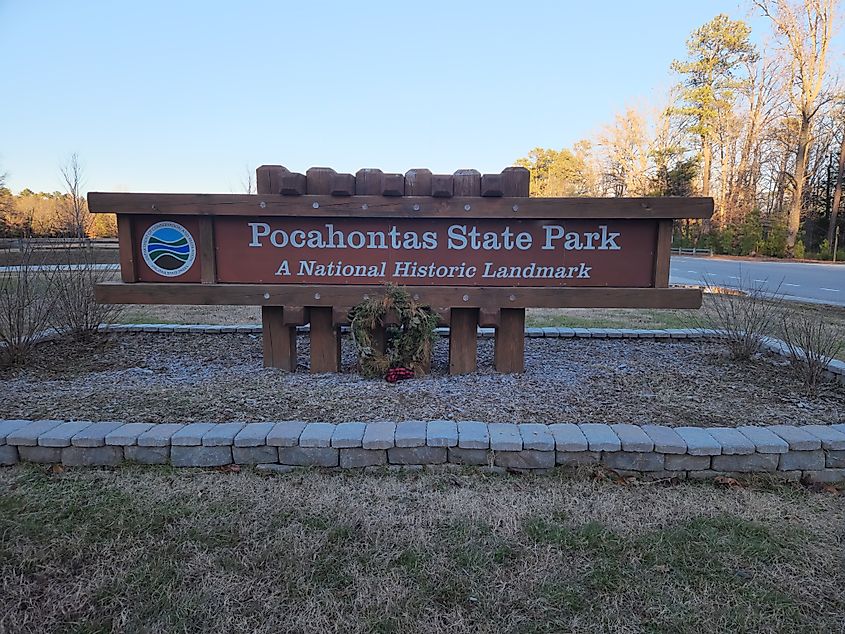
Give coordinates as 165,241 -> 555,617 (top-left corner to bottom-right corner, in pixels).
141,221 -> 196,277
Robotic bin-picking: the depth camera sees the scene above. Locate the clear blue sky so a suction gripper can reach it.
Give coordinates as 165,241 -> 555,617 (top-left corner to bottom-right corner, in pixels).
0,0 -> 784,194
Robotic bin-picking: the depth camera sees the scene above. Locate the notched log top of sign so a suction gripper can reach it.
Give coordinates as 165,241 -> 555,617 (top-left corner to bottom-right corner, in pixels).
88,192 -> 713,220
89,166 -> 711,220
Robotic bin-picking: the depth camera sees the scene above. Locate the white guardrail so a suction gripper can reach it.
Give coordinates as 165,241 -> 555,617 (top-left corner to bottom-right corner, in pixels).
671,247 -> 712,256
0,238 -> 119,251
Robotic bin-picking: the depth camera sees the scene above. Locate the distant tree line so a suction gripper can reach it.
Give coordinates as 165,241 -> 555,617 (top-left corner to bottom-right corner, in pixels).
517,0 -> 844,260
0,154 -> 117,239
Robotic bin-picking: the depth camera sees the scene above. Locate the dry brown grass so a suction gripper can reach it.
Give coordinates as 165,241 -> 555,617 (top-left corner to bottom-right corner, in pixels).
102,263 -> 845,362
0,465 -> 842,633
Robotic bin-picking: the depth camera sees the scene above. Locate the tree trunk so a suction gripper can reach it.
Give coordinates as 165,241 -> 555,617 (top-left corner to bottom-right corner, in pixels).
701,137 -> 712,231
827,127 -> 845,246
774,149 -> 790,217
701,137 -> 712,197
787,114 -> 811,257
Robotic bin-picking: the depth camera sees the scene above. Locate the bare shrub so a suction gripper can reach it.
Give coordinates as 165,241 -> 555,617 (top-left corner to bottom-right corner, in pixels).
699,277 -> 785,360
0,243 -> 57,365
52,241 -> 123,340
780,314 -> 843,393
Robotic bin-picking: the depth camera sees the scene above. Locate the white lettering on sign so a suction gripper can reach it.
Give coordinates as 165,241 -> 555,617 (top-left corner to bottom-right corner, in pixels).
213,216 -> 658,286
272,259 -> 595,281
541,225 -> 620,251
249,222 -> 621,252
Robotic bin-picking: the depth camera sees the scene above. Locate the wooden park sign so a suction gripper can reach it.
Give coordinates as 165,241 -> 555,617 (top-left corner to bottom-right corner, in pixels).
89,165 -> 713,374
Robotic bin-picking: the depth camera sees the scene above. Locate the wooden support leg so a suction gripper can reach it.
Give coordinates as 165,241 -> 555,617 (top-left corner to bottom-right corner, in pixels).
262,306 -> 297,371
494,308 -> 525,373
449,308 -> 478,375
309,307 -> 341,373
372,327 -> 386,355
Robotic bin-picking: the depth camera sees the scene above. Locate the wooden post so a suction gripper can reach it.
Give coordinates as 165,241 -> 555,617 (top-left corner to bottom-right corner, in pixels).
256,165 -> 288,195
449,308 -> 478,374
306,167 -> 335,195
494,166 -> 530,373
309,307 -> 341,373
262,306 -> 297,371
198,216 -> 216,284
404,169 -> 432,196
304,169 -> 343,371
257,165 -> 297,370
494,309 -> 525,373
431,174 -> 454,197
116,214 -> 137,282
453,169 -> 481,196
654,219 -> 673,288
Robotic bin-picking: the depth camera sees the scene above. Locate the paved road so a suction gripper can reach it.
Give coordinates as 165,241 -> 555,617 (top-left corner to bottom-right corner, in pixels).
670,256 -> 844,306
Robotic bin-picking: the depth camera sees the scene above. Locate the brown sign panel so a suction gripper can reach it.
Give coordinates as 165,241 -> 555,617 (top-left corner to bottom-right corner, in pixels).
209,217 -> 658,287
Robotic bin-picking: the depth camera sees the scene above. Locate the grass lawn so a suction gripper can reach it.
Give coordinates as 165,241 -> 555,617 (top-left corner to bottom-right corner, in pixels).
1,465 -> 842,633
117,295 -> 845,360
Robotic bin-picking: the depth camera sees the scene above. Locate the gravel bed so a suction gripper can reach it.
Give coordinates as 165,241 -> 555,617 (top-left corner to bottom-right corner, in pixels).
1,332 -> 843,426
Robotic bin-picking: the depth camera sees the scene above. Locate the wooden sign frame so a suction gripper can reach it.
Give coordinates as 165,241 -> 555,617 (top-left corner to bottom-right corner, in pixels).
89,165 -> 713,375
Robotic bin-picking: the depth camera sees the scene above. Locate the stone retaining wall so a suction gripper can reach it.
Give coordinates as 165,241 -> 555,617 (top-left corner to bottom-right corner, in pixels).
2,419 -> 843,482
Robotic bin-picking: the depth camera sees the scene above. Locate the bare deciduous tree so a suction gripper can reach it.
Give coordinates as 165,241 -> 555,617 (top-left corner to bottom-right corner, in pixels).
828,108 -> 845,245
754,0 -> 837,256
242,164 -> 255,194
598,106 -> 652,196
59,153 -> 93,238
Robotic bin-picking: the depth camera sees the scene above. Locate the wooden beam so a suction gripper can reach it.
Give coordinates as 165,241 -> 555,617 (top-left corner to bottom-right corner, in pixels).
88,192 -> 713,220
95,283 -> 704,311
654,219 -> 673,288
382,173 -> 405,196
116,214 -> 136,282
404,169 -> 432,196
330,173 -> 355,196
198,216 -> 216,284
255,165 -> 288,195
431,175 -> 454,198
280,172 -> 307,195
309,307 -> 341,373
262,306 -> 297,371
453,169 -> 481,196
494,308 -> 525,373
501,167 -> 530,197
355,169 -> 383,195
494,166 -> 528,373
481,174 -> 504,197
449,308 -> 478,374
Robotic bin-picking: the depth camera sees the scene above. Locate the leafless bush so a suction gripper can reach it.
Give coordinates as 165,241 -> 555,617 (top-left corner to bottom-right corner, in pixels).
0,243 -> 57,366
52,241 -> 123,340
780,314 -> 843,393
699,277 -> 785,360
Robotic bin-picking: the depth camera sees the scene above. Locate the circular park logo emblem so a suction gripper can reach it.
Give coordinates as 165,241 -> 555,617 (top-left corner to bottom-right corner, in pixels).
141,221 -> 196,277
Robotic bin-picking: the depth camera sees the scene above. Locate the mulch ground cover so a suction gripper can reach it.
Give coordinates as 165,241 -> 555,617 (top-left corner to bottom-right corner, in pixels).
2,333 -> 843,426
